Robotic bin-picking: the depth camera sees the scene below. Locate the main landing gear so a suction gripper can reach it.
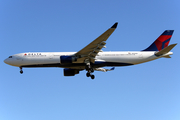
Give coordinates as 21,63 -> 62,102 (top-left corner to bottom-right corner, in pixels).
85,60 -> 95,80
86,72 -> 95,79
20,67 -> 23,74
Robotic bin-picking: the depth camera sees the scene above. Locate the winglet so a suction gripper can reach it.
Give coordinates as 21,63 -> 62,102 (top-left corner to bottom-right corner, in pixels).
110,67 -> 115,70
111,22 -> 118,28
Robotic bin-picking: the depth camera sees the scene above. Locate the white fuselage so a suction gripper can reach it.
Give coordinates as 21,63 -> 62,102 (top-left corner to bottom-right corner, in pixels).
4,51 -> 173,69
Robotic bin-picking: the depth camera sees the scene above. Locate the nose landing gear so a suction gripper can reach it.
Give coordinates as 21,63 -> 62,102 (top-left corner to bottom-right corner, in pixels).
20,67 -> 23,74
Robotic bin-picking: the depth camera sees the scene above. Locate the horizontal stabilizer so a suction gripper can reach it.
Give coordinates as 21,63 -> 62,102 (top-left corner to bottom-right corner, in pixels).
155,43 -> 177,56
162,55 -> 171,58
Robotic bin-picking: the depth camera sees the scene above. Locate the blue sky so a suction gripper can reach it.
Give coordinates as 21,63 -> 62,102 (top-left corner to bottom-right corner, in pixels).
1,0 -> 180,120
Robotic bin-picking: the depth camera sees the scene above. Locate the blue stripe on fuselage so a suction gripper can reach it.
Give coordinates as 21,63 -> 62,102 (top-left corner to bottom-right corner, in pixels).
93,61 -> 133,66
21,61 -> 133,68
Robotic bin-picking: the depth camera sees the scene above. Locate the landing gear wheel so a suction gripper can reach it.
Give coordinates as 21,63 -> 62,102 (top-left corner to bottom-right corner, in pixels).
91,75 -> 95,79
20,70 -> 23,74
86,72 -> 91,77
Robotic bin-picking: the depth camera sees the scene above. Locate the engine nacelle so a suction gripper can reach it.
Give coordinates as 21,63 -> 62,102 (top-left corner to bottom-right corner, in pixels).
60,55 -> 77,64
63,68 -> 79,76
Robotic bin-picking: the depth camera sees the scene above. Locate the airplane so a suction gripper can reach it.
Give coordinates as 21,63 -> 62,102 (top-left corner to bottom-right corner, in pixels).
4,22 -> 177,79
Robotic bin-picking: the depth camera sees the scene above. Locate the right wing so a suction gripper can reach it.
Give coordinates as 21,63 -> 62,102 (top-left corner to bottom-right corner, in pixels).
94,67 -> 115,72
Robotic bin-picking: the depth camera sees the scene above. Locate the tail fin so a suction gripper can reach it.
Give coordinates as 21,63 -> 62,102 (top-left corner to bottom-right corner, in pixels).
143,30 -> 174,51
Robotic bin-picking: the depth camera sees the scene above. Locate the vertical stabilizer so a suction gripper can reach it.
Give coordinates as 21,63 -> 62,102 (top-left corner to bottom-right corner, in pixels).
143,30 -> 174,51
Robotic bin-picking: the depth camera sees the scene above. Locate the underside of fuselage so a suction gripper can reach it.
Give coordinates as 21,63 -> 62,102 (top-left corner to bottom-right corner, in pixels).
21,61 -> 134,69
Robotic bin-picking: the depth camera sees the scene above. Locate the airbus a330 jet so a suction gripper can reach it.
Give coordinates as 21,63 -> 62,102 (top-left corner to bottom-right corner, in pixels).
4,22 -> 177,79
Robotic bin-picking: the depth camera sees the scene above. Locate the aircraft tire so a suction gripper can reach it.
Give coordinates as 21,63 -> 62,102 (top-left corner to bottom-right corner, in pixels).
86,72 -> 91,77
91,75 -> 95,79
20,70 -> 23,74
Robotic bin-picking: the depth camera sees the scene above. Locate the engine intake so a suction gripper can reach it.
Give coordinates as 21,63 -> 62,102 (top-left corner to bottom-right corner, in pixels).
63,68 -> 79,76
60,55 -> 77,64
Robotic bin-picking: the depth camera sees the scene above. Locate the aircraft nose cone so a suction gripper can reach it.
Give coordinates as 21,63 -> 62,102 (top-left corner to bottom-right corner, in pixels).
4,58 -> 8,64
4,58 -> 10,65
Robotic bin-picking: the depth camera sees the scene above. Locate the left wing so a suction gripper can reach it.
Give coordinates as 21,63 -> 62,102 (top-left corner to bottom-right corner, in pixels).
74,22 -> 118,63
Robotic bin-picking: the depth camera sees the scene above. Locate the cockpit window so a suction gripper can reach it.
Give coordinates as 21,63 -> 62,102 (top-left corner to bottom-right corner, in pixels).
9,56 -> 12,58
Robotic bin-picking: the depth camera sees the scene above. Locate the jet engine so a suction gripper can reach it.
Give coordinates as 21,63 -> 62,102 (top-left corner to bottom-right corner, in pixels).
63,68 -> 79,76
